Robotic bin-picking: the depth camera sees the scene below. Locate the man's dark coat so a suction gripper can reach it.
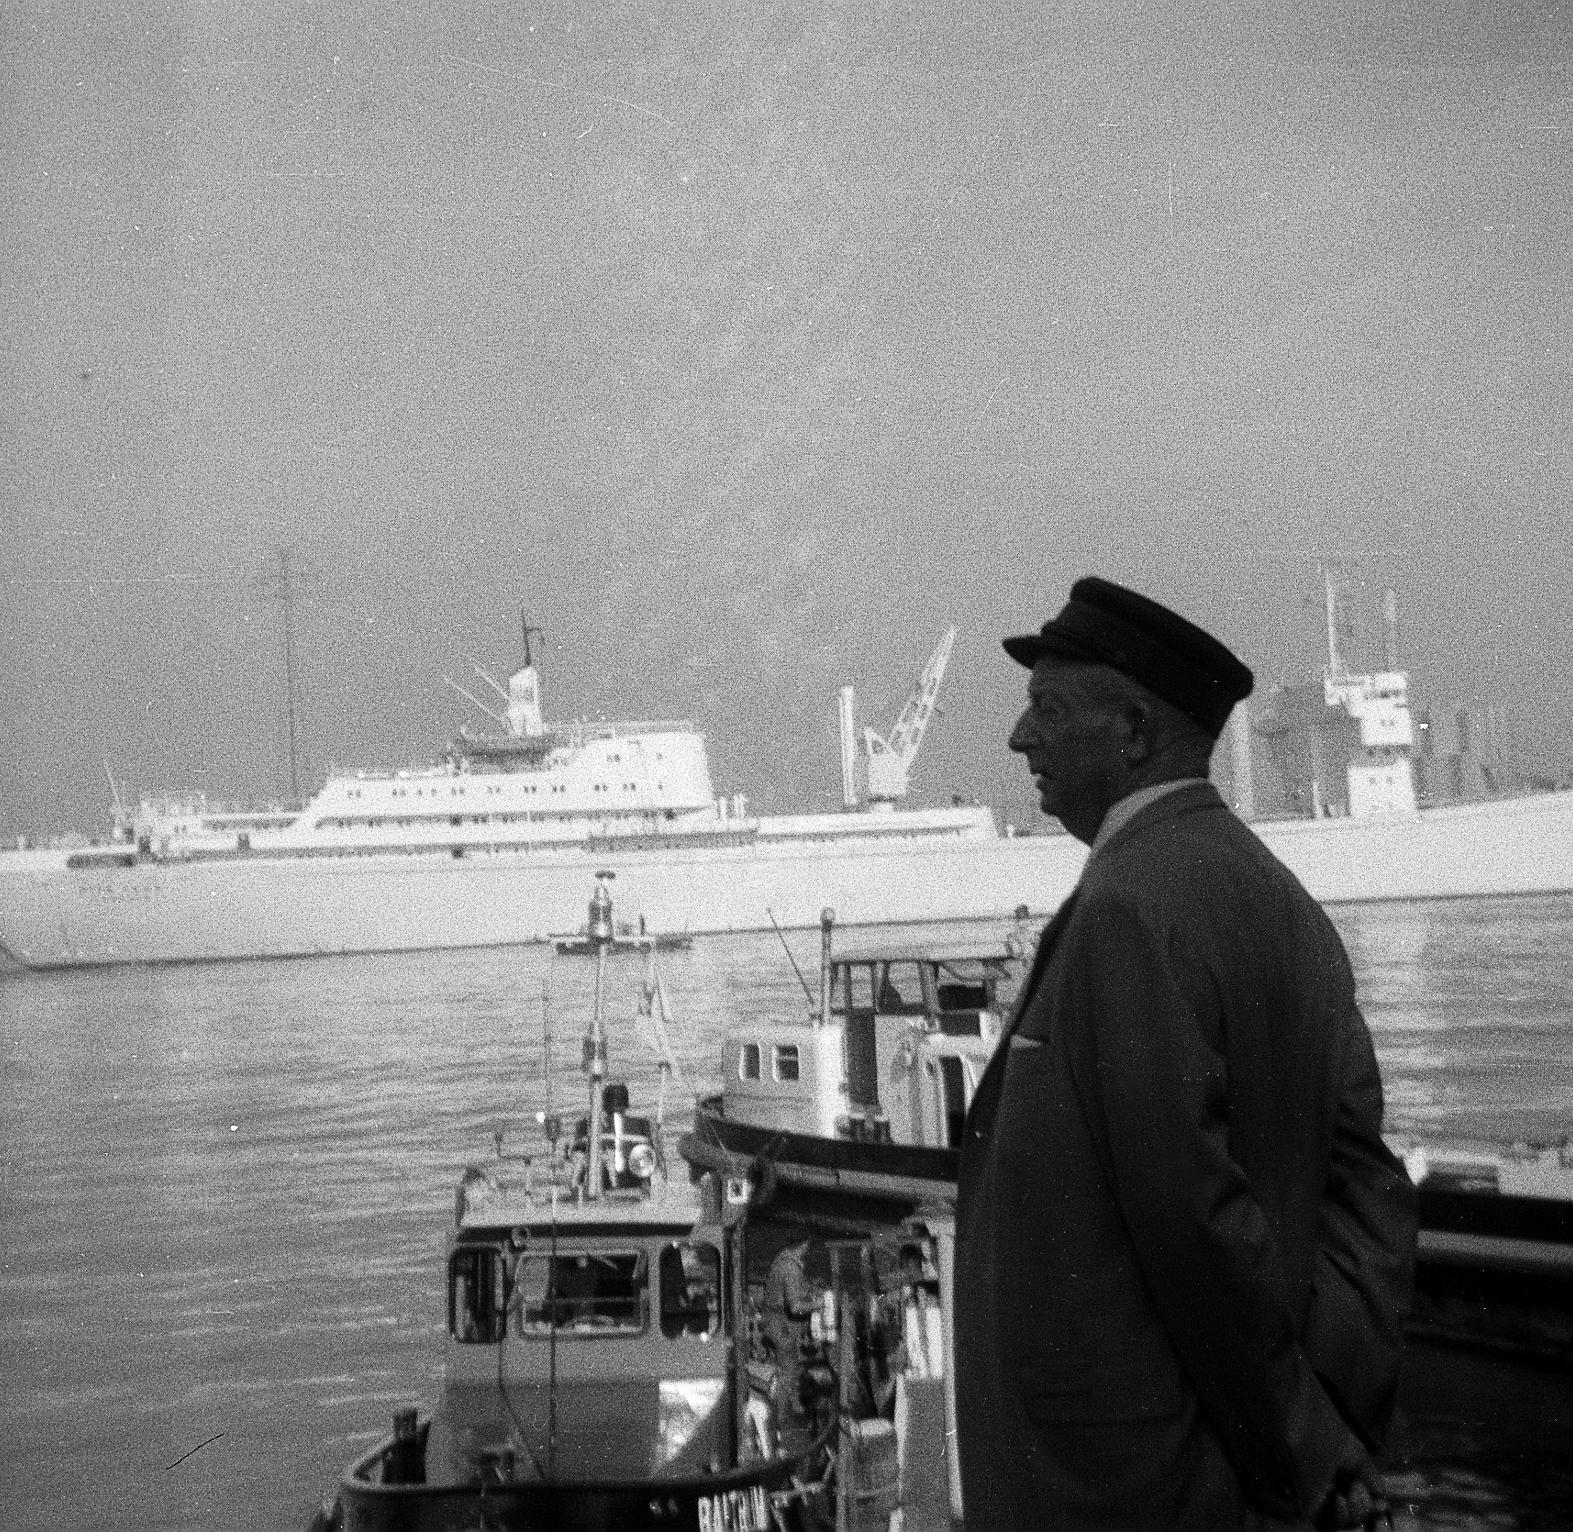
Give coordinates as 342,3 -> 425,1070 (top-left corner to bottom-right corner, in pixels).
954,783 -> 1416,1529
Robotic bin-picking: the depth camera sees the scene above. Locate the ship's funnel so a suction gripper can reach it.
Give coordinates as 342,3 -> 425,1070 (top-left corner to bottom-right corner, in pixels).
507,665 -> 544,737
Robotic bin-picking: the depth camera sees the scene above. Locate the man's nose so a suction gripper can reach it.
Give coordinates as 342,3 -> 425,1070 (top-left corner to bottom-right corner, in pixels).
1008,711 -> 1034,753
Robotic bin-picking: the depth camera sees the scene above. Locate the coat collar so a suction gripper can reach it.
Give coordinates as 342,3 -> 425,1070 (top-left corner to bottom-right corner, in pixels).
1002,782 -> 1225,1036
1087,777 -> 1209,862
1090,779 -> 1226,864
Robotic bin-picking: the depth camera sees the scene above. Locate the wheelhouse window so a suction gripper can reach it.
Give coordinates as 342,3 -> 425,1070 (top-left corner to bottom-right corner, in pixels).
875,962 -> 925,1013
658,1242 -> 722,1339
832,964 -> 876,1015
449,1247 -> 506,1344
772,1044 -> 800,1082
509,1251 -> 647,1334
738,1043 -> 761,1080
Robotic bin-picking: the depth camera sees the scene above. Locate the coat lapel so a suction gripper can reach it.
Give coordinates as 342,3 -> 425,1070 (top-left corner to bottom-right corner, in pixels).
963,890 -> 1079,1150
1003,889 -> 1079,1040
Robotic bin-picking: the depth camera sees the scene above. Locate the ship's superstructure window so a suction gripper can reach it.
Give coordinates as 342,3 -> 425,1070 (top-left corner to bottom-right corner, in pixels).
449,1246 -> 506,1344
738,1043 -> 761,1080
512,1250 -> 646,1335
772,1044 -> 800,1082
658,1242 -> 721,1339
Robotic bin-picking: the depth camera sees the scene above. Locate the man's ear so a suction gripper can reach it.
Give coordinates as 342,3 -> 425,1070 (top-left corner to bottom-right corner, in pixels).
1120,700 -> 1154,764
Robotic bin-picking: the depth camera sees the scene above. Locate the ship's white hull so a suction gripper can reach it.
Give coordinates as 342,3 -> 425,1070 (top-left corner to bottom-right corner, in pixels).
3,790 -> 1571,970
1256,789 -> 1573,904
0,831 -> 1085,969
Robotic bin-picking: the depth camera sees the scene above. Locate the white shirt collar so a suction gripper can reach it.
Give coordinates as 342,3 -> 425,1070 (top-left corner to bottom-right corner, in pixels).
1087,777 -> 1208,862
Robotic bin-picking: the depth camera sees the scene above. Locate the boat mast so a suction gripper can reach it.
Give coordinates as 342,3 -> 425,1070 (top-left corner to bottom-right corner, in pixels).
584,871 -> 614,1200
818,907 -> 834,1024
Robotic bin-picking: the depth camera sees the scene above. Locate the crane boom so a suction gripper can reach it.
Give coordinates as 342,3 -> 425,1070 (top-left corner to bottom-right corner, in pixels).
862,627 -> 956,802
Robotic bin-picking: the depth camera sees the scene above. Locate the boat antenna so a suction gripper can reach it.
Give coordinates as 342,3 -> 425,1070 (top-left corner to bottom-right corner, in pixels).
766,908 -> 815,1008
103,761 -> 128,825
636,952 -> 682,1137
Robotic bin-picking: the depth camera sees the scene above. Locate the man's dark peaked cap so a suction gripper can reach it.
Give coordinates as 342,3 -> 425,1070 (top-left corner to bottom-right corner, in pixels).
1004,576 -> 1254,738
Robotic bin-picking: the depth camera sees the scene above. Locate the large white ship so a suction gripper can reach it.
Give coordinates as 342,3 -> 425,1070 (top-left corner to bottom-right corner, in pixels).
2,614 -> 1571,970
0,629 -> 1080,969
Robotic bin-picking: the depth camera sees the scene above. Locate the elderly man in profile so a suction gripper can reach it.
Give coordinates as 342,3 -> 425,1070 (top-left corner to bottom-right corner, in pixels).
955,578 -> 1417,1530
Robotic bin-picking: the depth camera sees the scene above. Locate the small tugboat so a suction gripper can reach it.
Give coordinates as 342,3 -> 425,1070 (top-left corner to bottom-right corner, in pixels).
309,874 -> 845,1532
682,911 -> 1021,1224
679,908 -> 1573,1523
683,912 -> 1573,1359
552,915 -> 694,957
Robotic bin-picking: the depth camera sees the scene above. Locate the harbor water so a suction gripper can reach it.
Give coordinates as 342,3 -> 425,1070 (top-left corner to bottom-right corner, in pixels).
2,894 -> 1572,1532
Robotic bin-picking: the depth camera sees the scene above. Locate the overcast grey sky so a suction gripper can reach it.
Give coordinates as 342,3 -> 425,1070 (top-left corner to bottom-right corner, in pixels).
4,0 -> 1571,839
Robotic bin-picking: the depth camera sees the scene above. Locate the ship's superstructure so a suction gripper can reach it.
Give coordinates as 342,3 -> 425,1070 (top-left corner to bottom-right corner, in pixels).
1245,575 -> 1424,821
120,631 -> 990,866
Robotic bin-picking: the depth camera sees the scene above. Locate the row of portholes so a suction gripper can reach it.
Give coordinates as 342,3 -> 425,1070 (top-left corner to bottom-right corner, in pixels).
313,809 -> 679,831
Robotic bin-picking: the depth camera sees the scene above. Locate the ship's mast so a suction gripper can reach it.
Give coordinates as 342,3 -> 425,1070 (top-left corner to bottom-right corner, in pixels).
509,616 -> 547,738
1381,588 -> 1401,672
1322,564 -> 1344,680
262,545 -> 305,801
283,549 -> 300,799
522,616 -> 544,669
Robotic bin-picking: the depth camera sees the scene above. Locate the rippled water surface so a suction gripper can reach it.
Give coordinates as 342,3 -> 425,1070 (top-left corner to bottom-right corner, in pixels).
2,896 -> 1571,1531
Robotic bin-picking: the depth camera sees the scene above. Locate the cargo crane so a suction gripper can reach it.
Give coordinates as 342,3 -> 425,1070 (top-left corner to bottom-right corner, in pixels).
838,627 -> 957,808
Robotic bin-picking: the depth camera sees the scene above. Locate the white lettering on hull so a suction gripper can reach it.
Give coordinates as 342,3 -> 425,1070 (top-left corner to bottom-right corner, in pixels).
696,1482 -> 770,1532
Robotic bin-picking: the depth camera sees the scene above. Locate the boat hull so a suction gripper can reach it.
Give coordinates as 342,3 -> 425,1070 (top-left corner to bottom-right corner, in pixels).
0,833 -> 1084,969
682,1104 -> 960,1222
319,1423 -> 832,1532
4,788 -> 1572,969
690,1101 -> 1573,1360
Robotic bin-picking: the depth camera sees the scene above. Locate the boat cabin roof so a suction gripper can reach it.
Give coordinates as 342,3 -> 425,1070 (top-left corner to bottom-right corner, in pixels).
830,939 -> 1016,968
456,1162 -> 706,1234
